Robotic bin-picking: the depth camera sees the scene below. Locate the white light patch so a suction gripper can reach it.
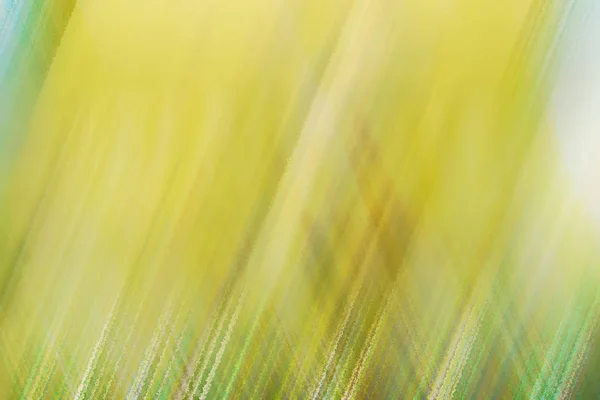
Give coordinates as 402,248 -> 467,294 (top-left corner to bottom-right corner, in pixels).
553,2 -> 600,227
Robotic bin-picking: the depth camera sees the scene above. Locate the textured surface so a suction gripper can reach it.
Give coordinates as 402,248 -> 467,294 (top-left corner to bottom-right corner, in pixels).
1,0 -> 600,398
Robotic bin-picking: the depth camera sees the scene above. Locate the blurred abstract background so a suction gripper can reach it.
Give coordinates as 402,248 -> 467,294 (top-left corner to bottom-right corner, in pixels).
1,0 -> 600,398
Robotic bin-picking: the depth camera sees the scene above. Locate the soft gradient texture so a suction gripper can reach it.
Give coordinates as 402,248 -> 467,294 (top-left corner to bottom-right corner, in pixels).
1,0 -> 600,398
